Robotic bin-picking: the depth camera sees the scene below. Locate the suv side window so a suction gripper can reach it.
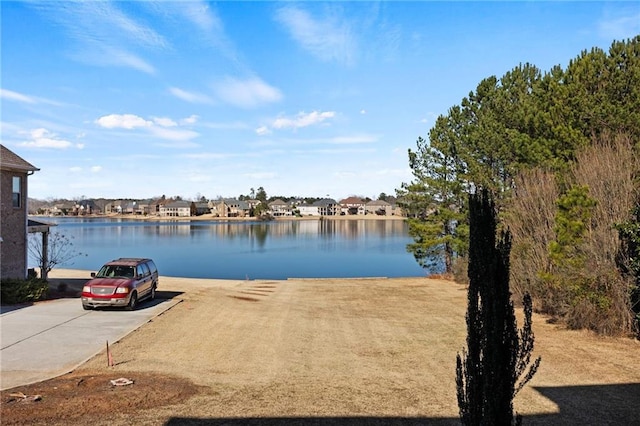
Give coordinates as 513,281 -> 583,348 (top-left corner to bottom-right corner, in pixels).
140,263 -> 150,277
136,264 -> 146,278
146,261 -> 157,276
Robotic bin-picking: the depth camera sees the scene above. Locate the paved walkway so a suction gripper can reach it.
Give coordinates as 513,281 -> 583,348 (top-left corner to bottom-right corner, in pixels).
0,297 -> 179,390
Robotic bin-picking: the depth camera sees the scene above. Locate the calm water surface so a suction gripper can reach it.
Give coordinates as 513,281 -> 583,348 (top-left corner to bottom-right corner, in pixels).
30,217 -> 428,280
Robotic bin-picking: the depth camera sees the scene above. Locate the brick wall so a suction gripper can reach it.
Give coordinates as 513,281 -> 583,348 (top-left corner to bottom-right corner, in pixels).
0,171 -> 28,280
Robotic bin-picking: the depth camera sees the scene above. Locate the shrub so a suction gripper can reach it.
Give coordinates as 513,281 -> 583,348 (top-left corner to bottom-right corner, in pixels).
507,133 -> 638,335
452,256 -> 469,286
456,190 -> 540,425
1,278 -> 49,304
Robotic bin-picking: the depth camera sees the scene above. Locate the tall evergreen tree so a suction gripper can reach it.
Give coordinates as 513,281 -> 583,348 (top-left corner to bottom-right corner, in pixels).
398,130 -> 468,274
399,36 -> 640,291
456,190 -> 540,425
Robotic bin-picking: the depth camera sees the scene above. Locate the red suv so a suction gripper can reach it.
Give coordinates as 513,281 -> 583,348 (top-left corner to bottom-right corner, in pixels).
81,258 -> 158,310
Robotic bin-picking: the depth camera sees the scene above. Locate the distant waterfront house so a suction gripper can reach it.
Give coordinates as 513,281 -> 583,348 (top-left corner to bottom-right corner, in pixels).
105,200 -> 124,214
366,200 -> 392,216
193,202 -> 210,216
299,198 -> 340,216
51,202 -> 76,215
268,199 -> 292,217
289,198 -> 304,208
315,198 -> 340,216
0,145 -> 40,280
134,200 -> 151,215
122,202 -> 137,215
339,196 -> 367,215
159,200 -> 191,217
76,199 -> 101,215
150,196 -> 168,215
298,204 -> 320,216
210,198 -> 249,217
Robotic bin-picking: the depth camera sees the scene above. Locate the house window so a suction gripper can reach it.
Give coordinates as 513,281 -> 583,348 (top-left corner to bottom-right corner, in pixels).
12,176 -> 21,208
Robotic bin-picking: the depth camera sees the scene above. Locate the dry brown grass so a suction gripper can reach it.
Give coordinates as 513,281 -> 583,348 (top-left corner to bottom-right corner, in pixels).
2,270 -> 639,425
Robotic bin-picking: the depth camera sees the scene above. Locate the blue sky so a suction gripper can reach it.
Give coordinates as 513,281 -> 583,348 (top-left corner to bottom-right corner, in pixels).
2,1 -> 639,201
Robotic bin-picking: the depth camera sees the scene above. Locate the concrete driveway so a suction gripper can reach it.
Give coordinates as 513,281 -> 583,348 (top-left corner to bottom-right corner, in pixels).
0,295 -> 180,390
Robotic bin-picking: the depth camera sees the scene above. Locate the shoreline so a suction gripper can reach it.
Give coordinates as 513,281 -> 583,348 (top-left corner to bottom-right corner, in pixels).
31,213 -> 407,222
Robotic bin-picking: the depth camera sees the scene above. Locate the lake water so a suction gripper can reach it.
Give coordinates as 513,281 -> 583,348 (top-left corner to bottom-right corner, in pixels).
29,217 -> 428,280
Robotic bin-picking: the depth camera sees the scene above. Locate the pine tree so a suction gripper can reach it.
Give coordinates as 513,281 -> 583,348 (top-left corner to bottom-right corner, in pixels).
456,190 -> 541,425
398,131 -> 468,274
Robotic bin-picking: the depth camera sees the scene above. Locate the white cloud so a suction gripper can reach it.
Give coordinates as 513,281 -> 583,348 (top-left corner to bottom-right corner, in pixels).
272,111 -> 336,130
20,128 -> 77,149
202,121 -> 248,130
335,171 -> 357,179
96,113 -> 199,142
360,109 -> 367,115
150,126 -> 199,141
169,87 -> 213,104
153,117 -> 178,127
0,89 -> 36,104
419,112 -> 437,124
35,1 -> 168,48
102,47 -> 156,74
96,114 -> 151,129
255,126 -> 271,136
274,6 -> 356,66
328,134 -> 378,144
243,172 -> 277,180
258,111 -> 337,135
0,88 -> 64,106
91,166 -> 102,173
181,115 -> 200,125
180,1 -> 222,35
70,46 -> 155,74
297,147 -> 376,155
147,1 -> 240,64
188,173 -> 213,183
598,11 -> 640,40
181,152 -> 232,160
212,77 -> 282,108
29,1 -> 166,74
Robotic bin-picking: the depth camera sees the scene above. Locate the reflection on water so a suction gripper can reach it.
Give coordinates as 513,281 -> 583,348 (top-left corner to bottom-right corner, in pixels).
30,218 -> 427,280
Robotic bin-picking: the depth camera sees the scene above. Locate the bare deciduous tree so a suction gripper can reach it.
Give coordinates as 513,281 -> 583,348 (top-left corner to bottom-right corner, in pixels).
28,232 -> 86,280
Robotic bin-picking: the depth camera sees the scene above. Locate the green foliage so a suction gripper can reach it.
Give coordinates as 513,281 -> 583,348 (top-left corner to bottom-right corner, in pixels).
616,202 -> 640,333
255,186 -> 268,203
541,185 -> 610,319
398,135 -> 468,273
456,190 -> 540,425
617,202 -> 640,281
399,37 -> 640,335
0,278 -> 49,304
548,185 -> 597,268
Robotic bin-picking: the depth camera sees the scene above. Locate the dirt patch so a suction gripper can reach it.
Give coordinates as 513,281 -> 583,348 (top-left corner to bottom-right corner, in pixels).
0,371 -> 201,425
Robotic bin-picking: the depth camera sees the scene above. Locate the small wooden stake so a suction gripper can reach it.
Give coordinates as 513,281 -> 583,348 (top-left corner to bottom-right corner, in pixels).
106,341 -> 114,367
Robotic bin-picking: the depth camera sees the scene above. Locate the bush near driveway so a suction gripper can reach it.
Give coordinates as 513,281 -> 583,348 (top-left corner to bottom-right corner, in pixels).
0,278 -> 49,304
